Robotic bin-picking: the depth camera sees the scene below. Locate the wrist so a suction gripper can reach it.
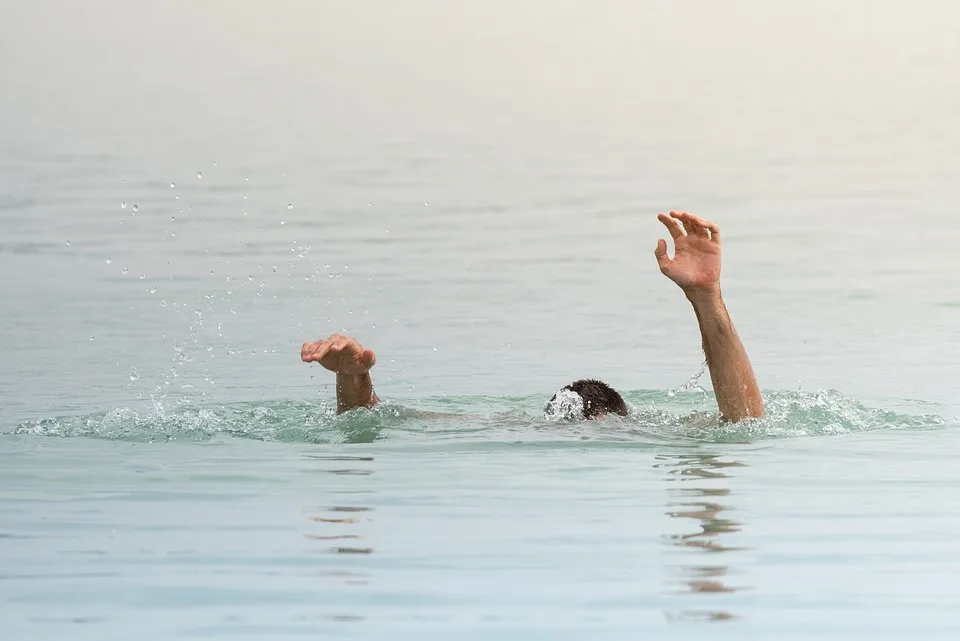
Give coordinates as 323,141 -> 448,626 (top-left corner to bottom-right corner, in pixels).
683,284 -> 722,306
336,371 -> 371,382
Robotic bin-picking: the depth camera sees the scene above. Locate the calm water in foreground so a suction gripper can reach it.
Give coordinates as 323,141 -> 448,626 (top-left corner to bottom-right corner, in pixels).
3,1 -> 960,638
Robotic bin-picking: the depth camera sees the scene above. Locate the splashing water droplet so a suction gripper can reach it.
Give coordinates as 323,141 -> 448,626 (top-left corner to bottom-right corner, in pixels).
132,204 -> 139,212
139,274 -> 145,280
170,182 -> 175,188
160,300 -> 168,307
424,202 -> 429,207
120,201 -> 127,210
272,266 -> 278,272
197,171 -> 202,179
171,216 -> 176,221
105,259 -> 113,265
129,369 -> 139,382
122,267 -> 129,275
287,203 -> 294,210
149,287 -> 157,295
65,240 -> 71,246
280,221 -> 286,225
247,275 -> 254,282
89,336 -> 95,341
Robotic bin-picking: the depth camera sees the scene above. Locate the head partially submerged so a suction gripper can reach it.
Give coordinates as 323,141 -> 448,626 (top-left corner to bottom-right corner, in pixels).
543,379 -> 628,421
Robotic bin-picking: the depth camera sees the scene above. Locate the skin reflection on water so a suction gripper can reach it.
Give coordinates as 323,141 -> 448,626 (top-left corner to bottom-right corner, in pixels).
301,454 -> 376,621
656,452 -> 749,622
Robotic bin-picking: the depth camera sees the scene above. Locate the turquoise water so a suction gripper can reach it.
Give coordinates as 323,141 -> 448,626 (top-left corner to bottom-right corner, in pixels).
4,1 -> 960,638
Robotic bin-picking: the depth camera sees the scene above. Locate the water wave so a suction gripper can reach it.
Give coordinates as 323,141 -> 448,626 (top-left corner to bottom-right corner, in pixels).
9,390 -> 947,445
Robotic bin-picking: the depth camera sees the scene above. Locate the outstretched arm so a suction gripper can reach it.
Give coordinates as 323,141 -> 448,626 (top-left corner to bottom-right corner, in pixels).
301,334 -> 379,414
655,211 -> 764,422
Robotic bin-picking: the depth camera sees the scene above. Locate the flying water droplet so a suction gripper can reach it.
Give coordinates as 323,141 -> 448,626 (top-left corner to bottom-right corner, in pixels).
287,203 -> 294,210
139,274 -> 145,280
149,287 -> 157,294
129,369 -> 140,382
122,266 -> 129,275
120,201 -> 127,210
105,259 -> 113,265
160,300 -> 168,307
170,182 -> 175,188
65,240 -> 71,246
132,204 -> 139,212
197,171 -> 202,179
280,220 -> 286,225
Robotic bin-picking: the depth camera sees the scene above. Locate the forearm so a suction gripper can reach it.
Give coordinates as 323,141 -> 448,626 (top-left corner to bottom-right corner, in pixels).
687,288 -> 764,422
335,373 -> 379,414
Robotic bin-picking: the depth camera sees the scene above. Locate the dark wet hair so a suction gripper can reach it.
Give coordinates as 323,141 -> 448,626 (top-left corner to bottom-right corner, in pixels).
548,379 -> 628,420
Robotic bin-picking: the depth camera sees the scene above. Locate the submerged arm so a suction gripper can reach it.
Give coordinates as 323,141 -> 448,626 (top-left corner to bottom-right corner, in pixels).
655,211 -> 764,422
301,334 -> 379,414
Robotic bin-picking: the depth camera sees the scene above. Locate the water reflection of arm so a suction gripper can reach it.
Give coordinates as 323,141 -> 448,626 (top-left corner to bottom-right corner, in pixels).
655,212 -> 764,422
301,334 -> 380,414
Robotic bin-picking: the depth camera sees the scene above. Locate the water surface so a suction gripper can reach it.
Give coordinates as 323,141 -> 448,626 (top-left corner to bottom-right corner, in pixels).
2,0 -> 960,638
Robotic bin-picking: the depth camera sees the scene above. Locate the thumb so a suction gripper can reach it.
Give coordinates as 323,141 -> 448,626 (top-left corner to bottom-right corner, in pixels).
361,348 -> 376,370
654,239 -> 670,269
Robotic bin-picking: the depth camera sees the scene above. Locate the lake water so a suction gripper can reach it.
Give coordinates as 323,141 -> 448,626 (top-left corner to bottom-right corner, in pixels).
2,1 -> 960,638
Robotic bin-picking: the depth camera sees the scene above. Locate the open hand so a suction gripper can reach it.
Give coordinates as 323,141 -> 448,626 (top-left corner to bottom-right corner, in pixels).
301,333 -> 376,375
655,211 -> 722,293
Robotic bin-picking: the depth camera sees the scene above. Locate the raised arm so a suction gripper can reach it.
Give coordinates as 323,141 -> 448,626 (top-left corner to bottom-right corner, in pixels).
654,211 -> 764,422
301,333 -> 379,414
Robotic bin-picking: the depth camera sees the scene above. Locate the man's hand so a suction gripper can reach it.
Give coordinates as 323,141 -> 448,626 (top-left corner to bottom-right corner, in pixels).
655,211 -> 722,295
301,334 -> 379,414
301,334 -> 376,375
652,211 -> 764,422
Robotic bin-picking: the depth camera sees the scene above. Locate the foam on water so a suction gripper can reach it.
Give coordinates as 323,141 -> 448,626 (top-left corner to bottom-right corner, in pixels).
9,390 -> 946,445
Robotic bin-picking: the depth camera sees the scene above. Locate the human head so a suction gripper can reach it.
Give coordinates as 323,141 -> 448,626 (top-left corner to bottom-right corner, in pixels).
543,379 -> 628,421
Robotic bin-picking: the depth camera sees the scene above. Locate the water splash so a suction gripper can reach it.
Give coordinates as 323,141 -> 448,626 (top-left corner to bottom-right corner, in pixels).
668,361 -> 709,403
8,391 -> 946,445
